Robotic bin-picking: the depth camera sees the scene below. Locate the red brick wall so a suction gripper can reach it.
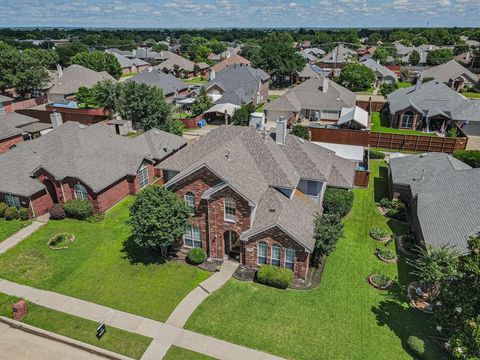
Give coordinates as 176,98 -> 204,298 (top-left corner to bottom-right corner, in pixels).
389,107 -> 422,129
244,227 -> 310,279
2,101 -> 14,114
0,135 -> 23,154
30,190 -> 54,216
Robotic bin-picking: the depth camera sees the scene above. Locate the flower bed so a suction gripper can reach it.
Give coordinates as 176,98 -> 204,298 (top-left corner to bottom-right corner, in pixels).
396,234 -> 418,257
368,273 -> 393,290
407,281 -> 434,314
48,233 -> 75,250
376,247 -> 398,264
369,227 -> 391,242
378,198 -> 407,222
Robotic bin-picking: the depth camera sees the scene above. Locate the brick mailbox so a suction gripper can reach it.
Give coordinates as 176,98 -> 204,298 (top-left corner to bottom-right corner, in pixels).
12,300 -> 27,321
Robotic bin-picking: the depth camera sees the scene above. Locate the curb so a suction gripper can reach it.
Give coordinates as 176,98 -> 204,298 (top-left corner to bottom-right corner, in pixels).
0,316 -> 134,360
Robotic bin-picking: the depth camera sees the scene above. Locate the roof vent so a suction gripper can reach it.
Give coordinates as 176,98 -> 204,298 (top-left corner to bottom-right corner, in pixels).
163,147 -> 168,152
269,208 -> 276,213
225,148 -> 231,160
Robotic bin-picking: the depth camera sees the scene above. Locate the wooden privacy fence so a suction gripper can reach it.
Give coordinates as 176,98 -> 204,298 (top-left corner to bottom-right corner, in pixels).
310,127 -> 370,146
369,132 -> 468,153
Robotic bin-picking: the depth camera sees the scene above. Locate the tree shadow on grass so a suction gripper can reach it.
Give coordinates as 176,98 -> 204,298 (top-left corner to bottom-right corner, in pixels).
121,235 -> 166,265
373,165 -> 389,203
372,283 -> 449,360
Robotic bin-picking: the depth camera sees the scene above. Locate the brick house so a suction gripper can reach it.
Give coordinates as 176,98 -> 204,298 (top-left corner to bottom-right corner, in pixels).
127,70 -> 189,103
158,122 -> 355,278
0,121 -> 186,217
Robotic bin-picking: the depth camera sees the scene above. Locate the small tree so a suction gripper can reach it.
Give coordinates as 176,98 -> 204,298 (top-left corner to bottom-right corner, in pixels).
373,48 -> 389,64
291,125 -> 309,140
191,88 -> 213,116
338,64 -> 375,91
231,104 -> 255,126
128,185 -> 191,257
409,50 -> 420,66
313,213 -> 344,264
380,82 -> 399,97
71,51 -> 122,79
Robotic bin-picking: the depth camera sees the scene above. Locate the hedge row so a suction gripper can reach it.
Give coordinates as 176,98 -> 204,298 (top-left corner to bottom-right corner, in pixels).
0,202 -> 29,221
453,150 -> 480,168
257,265 -> 293,289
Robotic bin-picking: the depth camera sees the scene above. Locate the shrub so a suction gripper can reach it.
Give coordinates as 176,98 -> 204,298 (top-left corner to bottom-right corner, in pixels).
187,248 -> 206,265
256,265 -> 293,289
370,273 -> 391,287
323,187 -> 354,217
291,125 -> 310,140
313,213 -> 344,263
379,197 -> 392,208
376,247 -> 396,260
370,227 -> 389,240
386,199 -> 406,221
0,202 -> 8,217
63,199 -> 93,220
49,204 -> 66,220
18,207 -> 29,220
453,150 -> 480,168
369,149 -> 385,159
4,207 -> 19,220
407,336 -> 425,359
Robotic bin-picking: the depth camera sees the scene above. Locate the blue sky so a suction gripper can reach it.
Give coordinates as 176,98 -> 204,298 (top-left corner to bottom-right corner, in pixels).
1,0 -> 480,28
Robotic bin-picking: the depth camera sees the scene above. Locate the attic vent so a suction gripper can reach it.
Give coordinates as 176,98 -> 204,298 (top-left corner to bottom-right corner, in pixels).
225,148 -> 231,160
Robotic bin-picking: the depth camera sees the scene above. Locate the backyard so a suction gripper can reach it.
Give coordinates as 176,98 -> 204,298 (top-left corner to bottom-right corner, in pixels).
0,218 -> 31,243
185,161 -> 447,360
0,197 -> 211,323
183,76 -> 208,85
371,112 -> 437,137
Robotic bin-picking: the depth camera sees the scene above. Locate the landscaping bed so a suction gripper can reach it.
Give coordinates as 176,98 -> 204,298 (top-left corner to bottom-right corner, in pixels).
367,273 -> 393,290
407,281 -> 434,315
369,227 -> 391,242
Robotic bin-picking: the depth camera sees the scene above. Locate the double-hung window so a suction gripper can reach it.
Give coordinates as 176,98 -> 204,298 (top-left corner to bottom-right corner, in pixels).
74,184 -> 88,201
224,197 -> 236,222
138,164 -> 149,189
257,242 -> 267,265
401,111 -> 414,128
184,225 -> 202,248
184,192 -> 196,214
271,244 -> 281,266
285,248 -> 295,270
5,194 -> 20,208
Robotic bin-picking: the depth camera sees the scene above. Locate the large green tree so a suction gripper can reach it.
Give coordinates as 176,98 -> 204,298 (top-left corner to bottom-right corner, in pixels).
426,48 -> 454,66
55,42 -> 88,67
313,213 -> 344,264
373,48 -> 389,64
337,63 -> 375,91
409,50 -> 420,65
128,185 -> 191,257
71,51 -> 122,79
75,80 -> 118,116
191,88 -> 213,116
231,104 -> 255,126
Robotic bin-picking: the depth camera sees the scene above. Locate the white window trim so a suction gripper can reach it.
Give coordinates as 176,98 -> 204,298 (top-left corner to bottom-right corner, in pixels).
224,197 -> 236,223
74,184 -> 88,201
183,225 -> 202,248
257,242 -> 267,265
184,192 -> 196,214
285,248 -> 295,271
138,163 -> 149,189
271,244 -> 281,267
5,194 -> 21,208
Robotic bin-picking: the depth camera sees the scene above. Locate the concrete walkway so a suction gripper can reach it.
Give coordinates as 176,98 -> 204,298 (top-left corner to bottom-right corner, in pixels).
0,278 -> 283,360
0,214 -> 49,255
166,260 -> 238,328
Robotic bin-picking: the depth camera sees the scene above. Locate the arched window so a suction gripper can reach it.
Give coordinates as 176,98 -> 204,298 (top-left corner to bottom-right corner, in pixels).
271,244 -> 281,266
401,111 -> 415,128
74,184 -> 88,201
257,242 -> 267,265
285,248 -> 295,270
138,163 -> 149,189
185,192 -> 196,213
224,197 -> 236,222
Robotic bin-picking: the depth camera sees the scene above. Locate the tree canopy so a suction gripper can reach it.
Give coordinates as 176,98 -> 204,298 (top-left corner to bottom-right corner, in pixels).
71,51 -> 122,79
191,88 -> 213,116
426,48 -> 454,66
409,50 -> 420,66
231,104 -> 255,126
337,63 -> 375,91
55,42 -> 88,67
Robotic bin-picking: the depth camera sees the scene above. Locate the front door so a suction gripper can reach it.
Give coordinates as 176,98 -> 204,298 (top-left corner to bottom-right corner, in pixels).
223,231 -> 240,260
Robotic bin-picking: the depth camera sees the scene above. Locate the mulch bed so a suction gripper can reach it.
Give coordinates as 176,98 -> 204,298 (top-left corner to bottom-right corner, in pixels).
290,256 -> 327,290
369,232 -> 391,243
396,235 -> 417,257
367,274 -> 393,290
198,258 -> 223,272
233,265 -> 256,281
48,233 -> 75,250
408,281 -> 434,314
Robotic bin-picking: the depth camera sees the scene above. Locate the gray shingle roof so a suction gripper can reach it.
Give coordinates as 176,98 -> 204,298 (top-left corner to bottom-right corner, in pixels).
110,52 -> 149,68
207,64 -> 269,106
0,122 -> 22,141
127,70 -> 188,96
265,77 -> 356,113
0,122 -> 185,197
0,95 -> 13,103
361,58 -> 398,80
320,44 -> 357,64
390,152 -> 480,254
49,65 -> 116,96
387,80 -> 480,122
154,53 -> 196,72
420,60 -> 478,85
0,112 -> 39,128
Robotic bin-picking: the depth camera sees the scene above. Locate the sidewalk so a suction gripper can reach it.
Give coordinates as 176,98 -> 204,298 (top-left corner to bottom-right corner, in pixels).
0,214 -> 49,255
166,260 -> 238,328
0,278 -> 283,360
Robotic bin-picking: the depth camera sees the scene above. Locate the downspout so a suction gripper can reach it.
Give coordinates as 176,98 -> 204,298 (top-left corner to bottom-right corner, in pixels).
206,198 -> 212,259
28,196 -> 36,219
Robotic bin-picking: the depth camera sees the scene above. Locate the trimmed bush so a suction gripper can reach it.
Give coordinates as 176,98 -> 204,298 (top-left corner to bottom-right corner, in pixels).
386,199 -> 407,221
453,150 -> 480,168
369,149 -> 385,159
323,187 -> 354,217
187,248 -> 206,265
18,207 -> 30,220
407,336 -> 425,359
379,197 -> 392,208
0,202 -> 8,217
49,204 -> 66,220
257,265 -> 293,289
291,125 -> 310,140
63,199 -> 93,220
4,207 -> 19,220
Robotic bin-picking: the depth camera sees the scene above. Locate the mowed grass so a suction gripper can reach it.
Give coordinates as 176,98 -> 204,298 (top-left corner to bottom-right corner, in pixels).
163,346 -> 216,360
462,92 -> 480,99
0,218 -> 31,243
371,112 -> 437,136
185,161 -> 446,360
0,293 -> 152,359
0,197 -> 211,322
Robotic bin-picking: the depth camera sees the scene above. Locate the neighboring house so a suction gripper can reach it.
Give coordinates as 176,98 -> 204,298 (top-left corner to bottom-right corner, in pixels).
386,80 -> 480,132
207,46 -> 240,63
127,70 -> 189,102
134,47 -> 164,64
361,58 -> 398,86
318,44 -> 357,70
419,60 -> 478,91
208,54 -> 251,80
299,48 -> 325,63
205,63 -> 269,107
264,76 -> 356,124
357,46 -> 376,57
393,42 -> 451,65
158,123 -> 355,279
0,121 -> 186,217
155,52 -> 209,78
107,51 -> 150,74
297,64 -> 322,82
106,48 -> 133,58
47,65 -> 116,102
389,152 -> 480,254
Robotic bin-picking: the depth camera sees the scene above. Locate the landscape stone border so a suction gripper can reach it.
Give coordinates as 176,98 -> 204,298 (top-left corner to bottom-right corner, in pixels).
376,252 -> 398,264
396,235 -> 417,257
48,233 -> 75,250
369,231 -> 391,243
367,274 -> 393,290
407,281 -> 434,315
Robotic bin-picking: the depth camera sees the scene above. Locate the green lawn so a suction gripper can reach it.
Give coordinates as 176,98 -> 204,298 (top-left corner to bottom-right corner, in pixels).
164,346 -> 216,360
0,218 -> 31,243
397,82 -> 413,89
371,112 -> 437,137
183,76 -> 207,85
185,161 -> 447,360
0,197 -> 211,322
255,95 -> 280,112
355,86 -> 375,95
462,92 -> 480,99
0,292 -> 152,359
